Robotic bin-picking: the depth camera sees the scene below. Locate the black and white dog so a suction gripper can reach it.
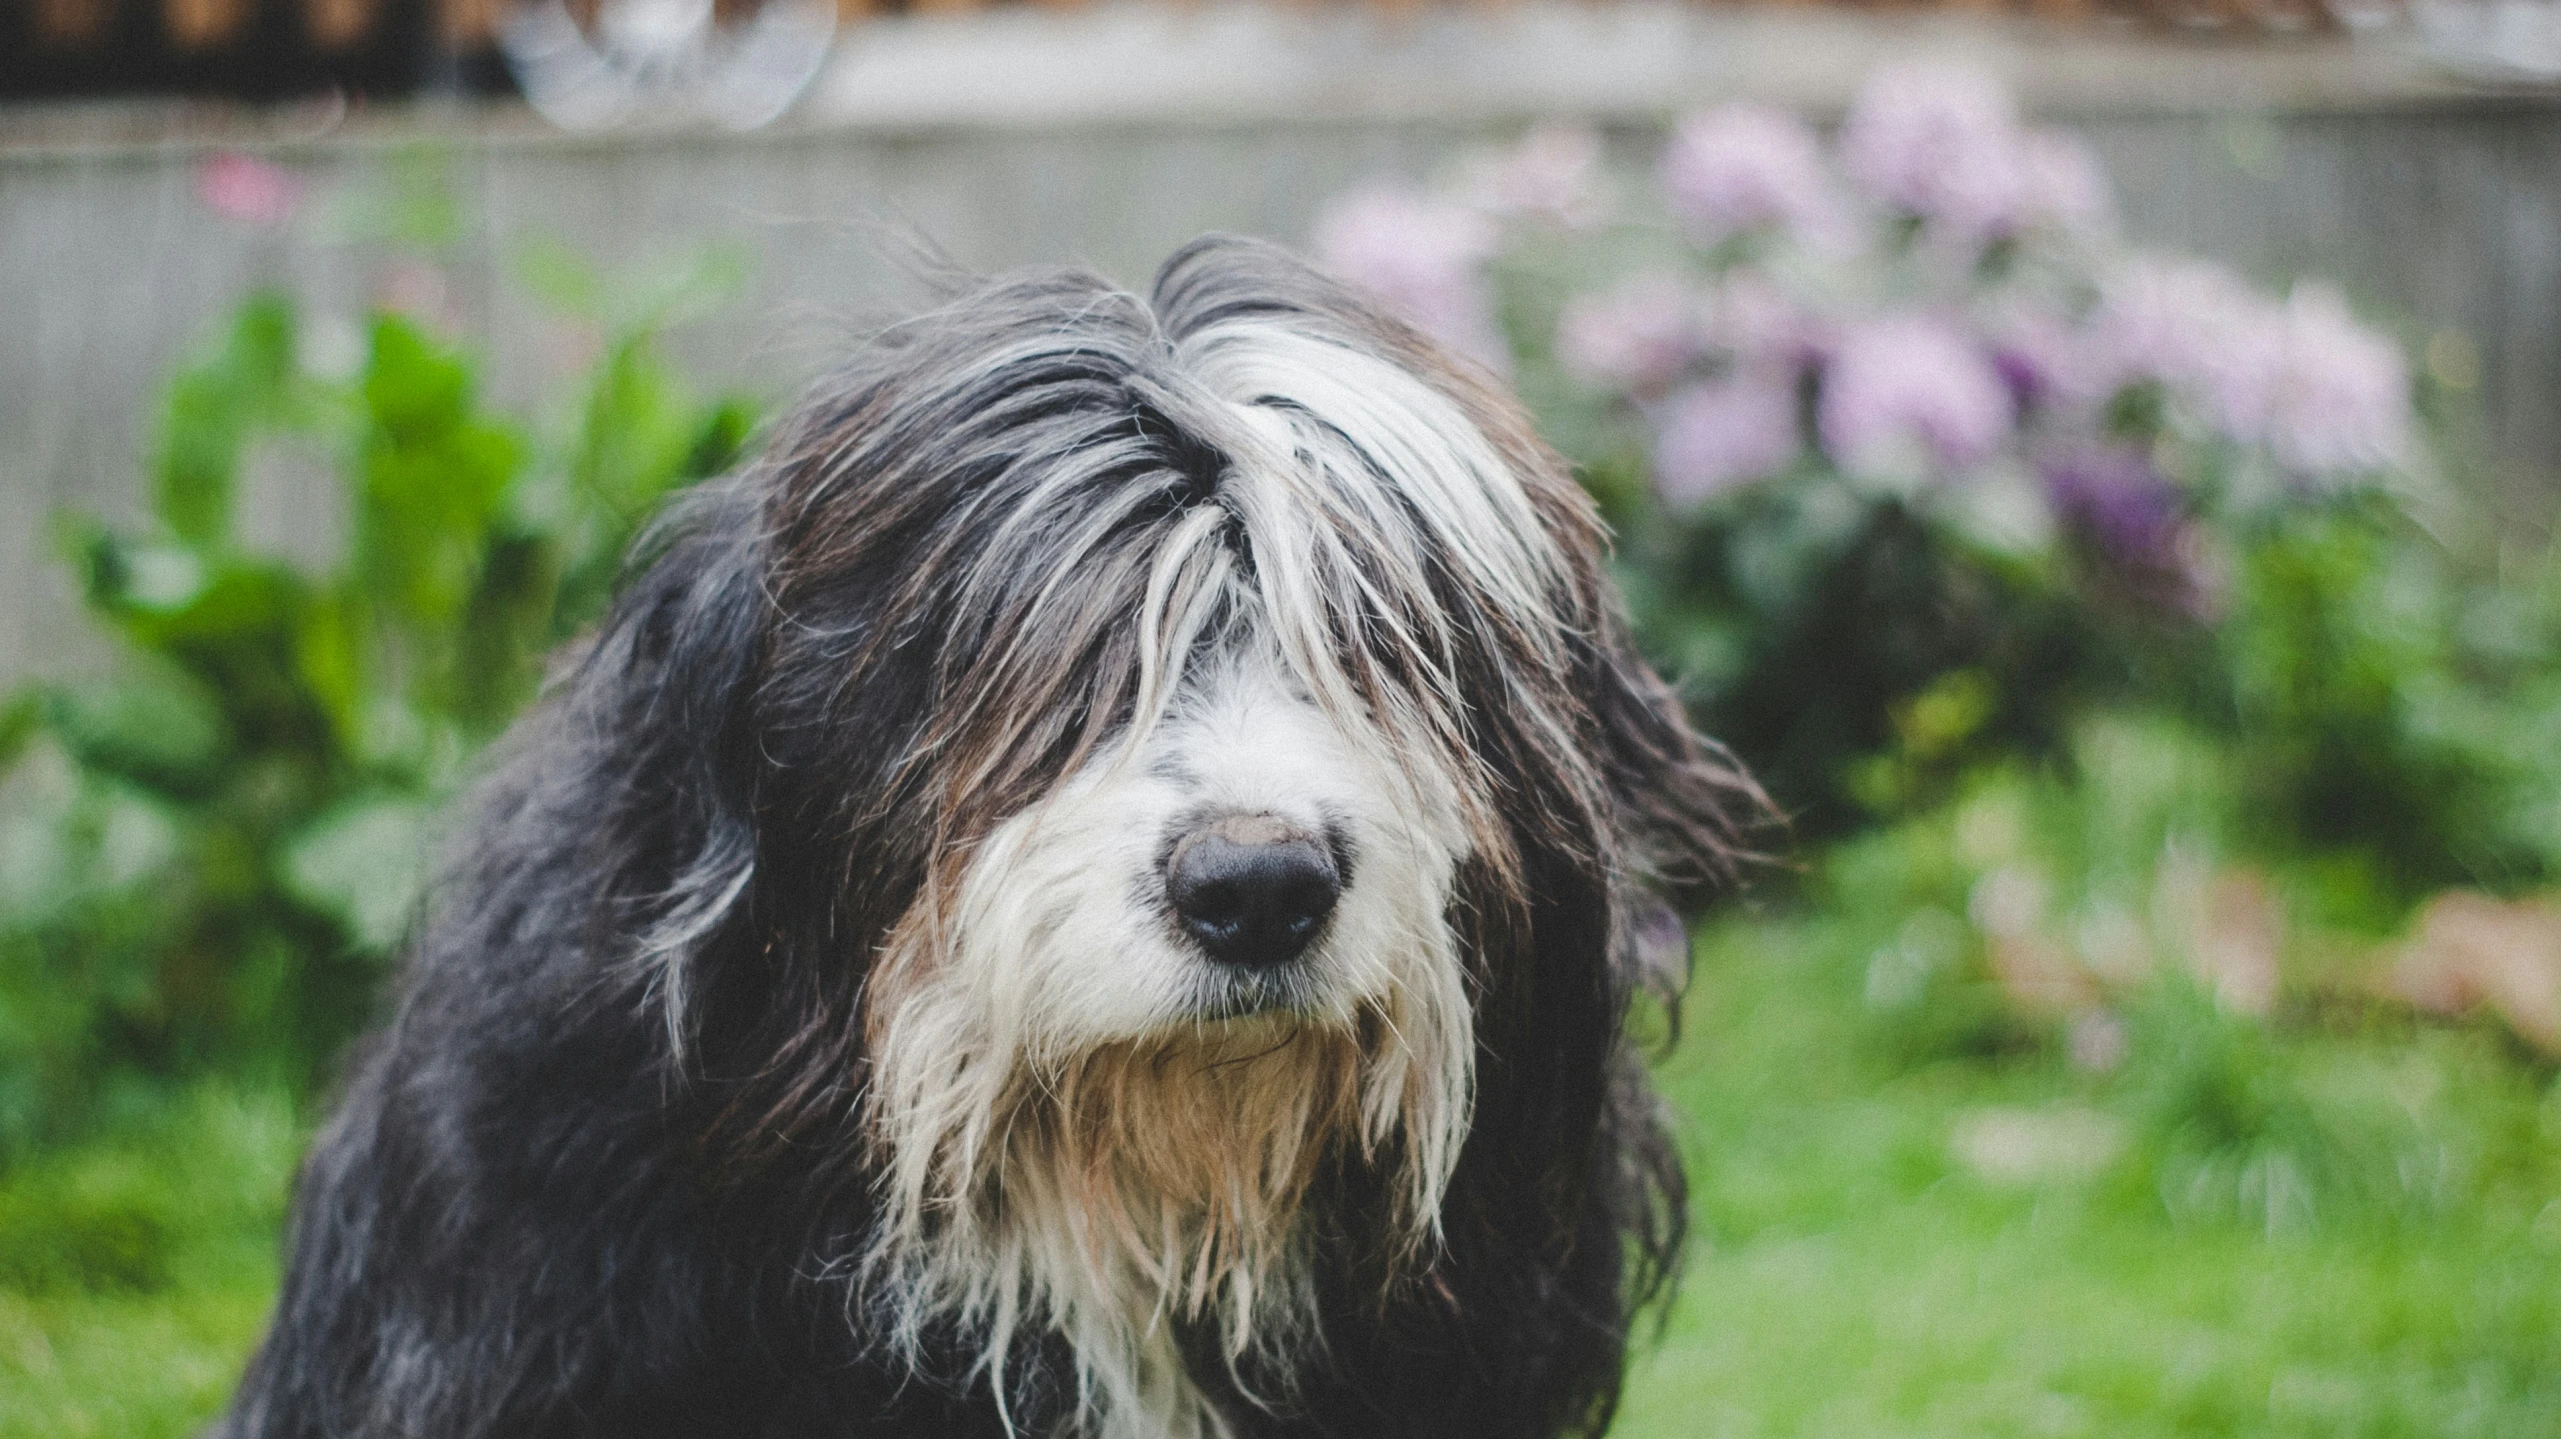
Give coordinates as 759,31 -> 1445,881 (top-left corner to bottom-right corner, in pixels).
219,236 -> 1756,1439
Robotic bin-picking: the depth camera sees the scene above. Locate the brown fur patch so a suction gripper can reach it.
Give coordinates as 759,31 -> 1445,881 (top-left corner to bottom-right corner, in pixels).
984,1020 -> 1372,1303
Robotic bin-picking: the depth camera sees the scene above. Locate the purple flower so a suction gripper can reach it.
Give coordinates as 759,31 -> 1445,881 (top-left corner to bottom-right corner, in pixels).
1557,272 -> 1704,394
1707,270 -> 1816,368
2045,447 -> 2178,560
2092,258 -> 2284,438
1985,305 -> 2109,415
1478,123 -> 1610,229
1838,65 -> 2031,243
1312,185 -> 1507,369
1818,314 -> 2015,480
2044,448 -> 2225,618
2262,282 -> 2413,479
2096,265 -> 2410,477
1654,370 -> 1803,504
1659,104 -> 1847,247
2022,132 -> 2114,239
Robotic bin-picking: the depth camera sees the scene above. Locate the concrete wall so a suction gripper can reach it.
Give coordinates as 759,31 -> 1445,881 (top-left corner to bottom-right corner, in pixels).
4,5 -> 2557,679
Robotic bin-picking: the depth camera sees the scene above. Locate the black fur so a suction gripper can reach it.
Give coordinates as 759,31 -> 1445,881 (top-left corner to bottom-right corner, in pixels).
217,236 -> 1758,1439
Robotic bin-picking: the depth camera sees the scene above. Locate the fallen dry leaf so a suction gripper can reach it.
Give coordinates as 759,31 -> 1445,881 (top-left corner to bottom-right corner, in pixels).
2184,866 -> 2283,1017
1988,932 -> 2103,1019
2385,891 -> 2561,1055
1974,857 -> 2285,1022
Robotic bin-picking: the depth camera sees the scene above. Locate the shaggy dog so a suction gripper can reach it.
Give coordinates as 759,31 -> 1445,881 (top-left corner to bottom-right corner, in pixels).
216,236 -> 1755,1439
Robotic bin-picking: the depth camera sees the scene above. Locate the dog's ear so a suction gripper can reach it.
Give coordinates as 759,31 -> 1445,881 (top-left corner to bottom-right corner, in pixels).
1576,603 -> 1772,1035
1588,608 -> 1766,910
569,477 -> 770,1058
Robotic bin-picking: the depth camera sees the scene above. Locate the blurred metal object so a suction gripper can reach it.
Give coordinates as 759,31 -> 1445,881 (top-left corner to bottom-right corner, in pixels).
2411,0 -> 2561,77
499,0 -> 838,131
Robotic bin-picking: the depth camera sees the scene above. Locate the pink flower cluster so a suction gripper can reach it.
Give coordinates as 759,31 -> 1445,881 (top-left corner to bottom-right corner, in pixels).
196,151 -> 303,229
1313,65 -> 2420,537
1556,271 -> 1817,497
2091,262 -> 2413,479
1556,282 -> 2025,498
1315,125 -> 1610,370
2259,284 -> 2413,476
1819,315 -> 2015,482
1656,372 -> 1802,503
1474,123 -> 1611,230
1657,105 -> 1846,248
1838,65 -> 2112,245
1557,272 -> 1702,395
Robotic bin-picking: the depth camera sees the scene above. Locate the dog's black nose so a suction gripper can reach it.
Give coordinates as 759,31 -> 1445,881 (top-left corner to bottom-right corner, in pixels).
1168,821 -> 1340,967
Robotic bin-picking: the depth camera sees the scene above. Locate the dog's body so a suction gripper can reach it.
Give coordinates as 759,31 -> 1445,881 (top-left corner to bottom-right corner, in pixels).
218,237 -> 1752,1439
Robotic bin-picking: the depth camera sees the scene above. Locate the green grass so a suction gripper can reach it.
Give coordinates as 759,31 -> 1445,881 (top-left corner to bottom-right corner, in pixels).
0,1091 -> 291,1439
3,912 -> 2557,1438
1617,908 -> 2561,1439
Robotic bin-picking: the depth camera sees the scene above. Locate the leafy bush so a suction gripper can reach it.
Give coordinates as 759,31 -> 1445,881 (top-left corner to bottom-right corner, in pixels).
0,290 -> 752,1155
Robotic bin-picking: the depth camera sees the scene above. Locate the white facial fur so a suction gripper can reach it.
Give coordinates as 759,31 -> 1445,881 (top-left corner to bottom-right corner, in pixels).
949,650 -> 1467,1055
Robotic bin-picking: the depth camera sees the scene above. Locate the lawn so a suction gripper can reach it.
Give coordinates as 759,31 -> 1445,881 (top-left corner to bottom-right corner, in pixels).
1616,913 -> 2561,1439
0,1090 -> 293,1438
4,908 -> 2556,1438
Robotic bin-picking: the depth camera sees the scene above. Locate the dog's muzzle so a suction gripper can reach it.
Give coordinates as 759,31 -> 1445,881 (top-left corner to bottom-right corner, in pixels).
1166,814 -> 1341,968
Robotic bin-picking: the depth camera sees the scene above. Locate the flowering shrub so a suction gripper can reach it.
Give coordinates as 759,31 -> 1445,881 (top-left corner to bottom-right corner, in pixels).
1310,69 -> 2524,882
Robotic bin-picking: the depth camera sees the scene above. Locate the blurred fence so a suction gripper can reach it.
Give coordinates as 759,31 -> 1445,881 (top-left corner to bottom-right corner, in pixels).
3,8 -> 2558,683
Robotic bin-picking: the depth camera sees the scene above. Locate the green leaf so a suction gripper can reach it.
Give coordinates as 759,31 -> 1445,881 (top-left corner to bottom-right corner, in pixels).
107,560 -> 303,655
43,671 -> 231,795
682,397 -> 757,481
0,690 -> 48,776
280,794 -> 435,954
355,316 -> 524,629
0,1151 -> 176,1293
289,581 -> 369,752
151,294 -> 298,549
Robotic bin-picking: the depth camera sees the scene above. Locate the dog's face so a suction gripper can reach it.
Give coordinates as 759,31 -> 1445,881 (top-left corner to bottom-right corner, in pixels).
936,646 -> 1468,1047
634,239 -> 1746,1439
847,303 -> 1543,1436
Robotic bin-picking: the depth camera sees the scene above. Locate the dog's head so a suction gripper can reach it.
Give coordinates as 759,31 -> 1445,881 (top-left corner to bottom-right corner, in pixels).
580,237 -> 1753,1436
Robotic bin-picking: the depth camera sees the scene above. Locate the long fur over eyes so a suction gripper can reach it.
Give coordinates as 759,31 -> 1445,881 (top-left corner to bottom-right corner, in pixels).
216,235 -> 1762,1439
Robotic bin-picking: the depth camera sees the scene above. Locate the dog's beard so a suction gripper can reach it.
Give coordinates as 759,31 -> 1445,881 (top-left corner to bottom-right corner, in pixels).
922,1016 -> 1345,1420
864,986 -> 1466,1439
